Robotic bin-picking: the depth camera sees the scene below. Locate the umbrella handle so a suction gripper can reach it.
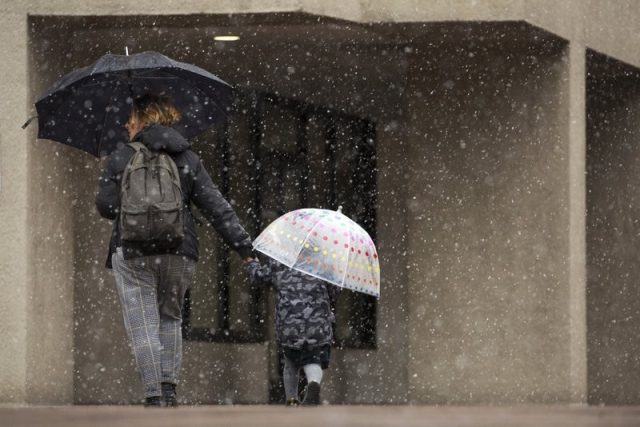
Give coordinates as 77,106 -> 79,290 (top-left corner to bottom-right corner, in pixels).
22,115 -> 38,130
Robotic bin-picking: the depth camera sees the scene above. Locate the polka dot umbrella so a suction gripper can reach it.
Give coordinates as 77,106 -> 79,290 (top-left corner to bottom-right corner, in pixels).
252,207 -> 380,298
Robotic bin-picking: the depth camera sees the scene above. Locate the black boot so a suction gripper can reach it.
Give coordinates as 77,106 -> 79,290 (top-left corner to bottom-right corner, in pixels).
144,396 -> 164,407
162,382 -> 178,407
302,381 -> 320,406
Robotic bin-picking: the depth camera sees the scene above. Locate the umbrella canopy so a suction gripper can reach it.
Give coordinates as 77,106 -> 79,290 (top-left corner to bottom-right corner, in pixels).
252,208 -> 380,298
30,51 -> 233,157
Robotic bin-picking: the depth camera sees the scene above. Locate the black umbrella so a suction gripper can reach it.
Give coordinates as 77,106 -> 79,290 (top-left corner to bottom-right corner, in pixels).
25,51 -> 233,157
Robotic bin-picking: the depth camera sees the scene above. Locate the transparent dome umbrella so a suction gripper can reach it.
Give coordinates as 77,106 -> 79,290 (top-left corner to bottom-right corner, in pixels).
24,50 -> 233,157
252,207 -> 380,298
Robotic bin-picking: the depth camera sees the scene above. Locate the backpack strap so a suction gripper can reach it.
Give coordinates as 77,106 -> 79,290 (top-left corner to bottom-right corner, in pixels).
129,141 -> 146,152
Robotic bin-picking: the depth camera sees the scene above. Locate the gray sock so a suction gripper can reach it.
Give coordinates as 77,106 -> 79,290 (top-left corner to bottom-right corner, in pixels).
303,363 -> 323,384
283,356 -> 300,400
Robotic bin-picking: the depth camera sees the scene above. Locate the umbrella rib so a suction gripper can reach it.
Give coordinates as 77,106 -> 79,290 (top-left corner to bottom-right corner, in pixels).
339,232 -> 353,287
131,75 -> 183,80
89,59 -> 101,76
89,68 -> 229,121
95,94 -> 119,157
74,78 -> 128,88
293,212 -> 353,288
127,69 -> 229,124
288,267 -> 344,292
160,70 -> 230,122
291,213 -> 326,269
94,106 -> 108,156
184,78 -> 229,121
135,64 -> 228,84
341,218 -> 371,290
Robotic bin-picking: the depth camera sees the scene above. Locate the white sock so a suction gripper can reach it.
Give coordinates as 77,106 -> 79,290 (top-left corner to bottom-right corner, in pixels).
303,363 -> 323,384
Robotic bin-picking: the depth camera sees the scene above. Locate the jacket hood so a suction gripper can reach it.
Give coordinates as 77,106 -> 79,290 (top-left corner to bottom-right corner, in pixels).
134,124 -> 191,154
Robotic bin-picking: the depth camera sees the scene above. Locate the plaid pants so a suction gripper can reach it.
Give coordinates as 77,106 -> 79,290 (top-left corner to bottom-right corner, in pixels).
112,248 -> 196,398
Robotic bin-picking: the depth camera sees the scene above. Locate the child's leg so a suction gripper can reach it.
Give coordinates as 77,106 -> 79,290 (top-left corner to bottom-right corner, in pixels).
302,364 -> 322,405
303,364 -> 323,384
283,356 -> 300,400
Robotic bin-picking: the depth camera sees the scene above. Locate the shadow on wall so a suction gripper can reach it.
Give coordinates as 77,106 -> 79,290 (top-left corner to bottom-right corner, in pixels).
586,49 -> 640,405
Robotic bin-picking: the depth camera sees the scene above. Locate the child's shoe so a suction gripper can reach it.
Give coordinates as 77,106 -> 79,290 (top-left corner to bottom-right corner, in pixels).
302,381 -> 320,406
285,397 -> 300,407
161,382 -> 178,407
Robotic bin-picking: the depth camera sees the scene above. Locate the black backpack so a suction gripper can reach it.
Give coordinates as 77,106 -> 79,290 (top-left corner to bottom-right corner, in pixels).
119,142 -> 184,248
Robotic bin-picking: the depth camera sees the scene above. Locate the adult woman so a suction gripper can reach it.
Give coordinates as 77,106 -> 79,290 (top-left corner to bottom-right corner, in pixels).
95,93 -> 253,406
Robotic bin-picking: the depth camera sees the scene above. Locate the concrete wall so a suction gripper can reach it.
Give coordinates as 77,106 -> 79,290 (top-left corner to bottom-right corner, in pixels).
405,36 -> 573,403
0,11 -> 29,404
586,52 -> 640,405
24,22 -> 78,404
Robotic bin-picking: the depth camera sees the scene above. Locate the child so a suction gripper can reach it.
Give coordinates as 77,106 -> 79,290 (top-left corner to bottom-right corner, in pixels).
245,255 -> 336,406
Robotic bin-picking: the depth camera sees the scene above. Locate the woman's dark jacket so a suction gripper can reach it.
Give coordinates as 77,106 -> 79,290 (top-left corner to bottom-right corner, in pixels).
245,257 -> 335,349
95,124 -> 253,268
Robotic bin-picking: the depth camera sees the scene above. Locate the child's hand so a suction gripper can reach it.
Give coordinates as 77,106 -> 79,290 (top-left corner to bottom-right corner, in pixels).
243,257 -> 272,287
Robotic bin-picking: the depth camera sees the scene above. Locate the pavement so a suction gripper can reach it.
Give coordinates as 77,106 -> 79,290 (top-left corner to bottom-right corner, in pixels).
1,405 -> 640,427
